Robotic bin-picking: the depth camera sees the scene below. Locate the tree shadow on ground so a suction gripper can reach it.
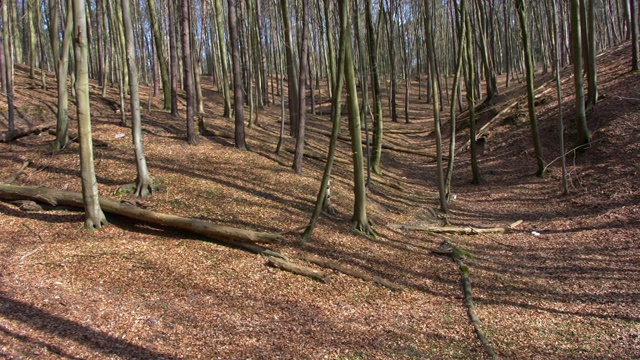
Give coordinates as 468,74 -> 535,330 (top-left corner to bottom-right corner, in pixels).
0,293 -> 179,359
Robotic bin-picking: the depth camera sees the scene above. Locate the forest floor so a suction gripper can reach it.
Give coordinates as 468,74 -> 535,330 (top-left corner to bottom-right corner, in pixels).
0,42 -> 638,359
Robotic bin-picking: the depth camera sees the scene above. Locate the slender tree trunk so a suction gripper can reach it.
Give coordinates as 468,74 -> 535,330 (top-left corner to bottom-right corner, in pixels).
228,0 -> 246,149
53,0 -> 75,150
280,0 -> 299,136
167,1 -> 179,117
632,0 -> 639,70
323,0 -> 336,96
387,0 -> 398,122
180,0 -> 197,144
302,0 -> 348,241
73,0 -> 108,229
552,0 -> 569,195
365,0 -> 384,176
2,0 -> 15,134
147,0 -> 171,110
293,0 -> 309,174
585,0 -> 598,108
344,3 -> 374,237
122,0 -> 153,197
425,0 -> 447,213
464,2 -> 481,184
571,0 -> 591,149
517,0 -> 546,177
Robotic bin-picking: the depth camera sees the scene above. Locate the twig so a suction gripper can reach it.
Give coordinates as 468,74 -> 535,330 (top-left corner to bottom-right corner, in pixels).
22,223 -> 43,242
4,160 -> 30,184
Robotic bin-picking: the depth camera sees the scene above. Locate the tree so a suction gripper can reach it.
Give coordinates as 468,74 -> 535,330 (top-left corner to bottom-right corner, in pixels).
52,0 -> 74,151
386,0 -> 399,122
167,1 -> 179,117
1,0 -> 15,135
181,0 -> 197,145
552,0 -> 570,195
631,0 -> 639,70
365,0 -> 384,175
463,1 -> 481,184
302,0 -> 348,241
293,0 -> 309,174
73,0 -> 108,229
213,0 -> 232,118
517,0 -> 546,176
571,0 -> 591,149
424,0 -> 447,213
122,0 -> 154,197
147,0 -> 171,110
280,0 -> 299,135
228,0 -> 246,149
585,0 -> 598,108
343,1 -> 374,237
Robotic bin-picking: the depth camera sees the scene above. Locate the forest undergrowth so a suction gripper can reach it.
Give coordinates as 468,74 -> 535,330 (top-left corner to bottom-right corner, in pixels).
0,42 -> 638,359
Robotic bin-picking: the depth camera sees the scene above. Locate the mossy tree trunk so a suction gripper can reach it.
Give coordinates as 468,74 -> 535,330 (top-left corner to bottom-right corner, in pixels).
365,0 -> 384,176
343,1 -> 374,237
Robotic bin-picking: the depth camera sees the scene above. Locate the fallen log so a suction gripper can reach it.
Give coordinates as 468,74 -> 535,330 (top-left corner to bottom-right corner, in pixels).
432,241 -> 497,359
301,254 -> 403,291
266,256 -> 329,283
389,220 -> 522,235
0,183 -> 280,244
1,121 -> 57,142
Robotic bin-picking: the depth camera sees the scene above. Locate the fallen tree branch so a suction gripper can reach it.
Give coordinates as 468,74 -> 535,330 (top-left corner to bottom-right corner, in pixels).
4,160 -> 30,184
433,241 -> 497,359
1,122 -> 57,142
301,254 -> 403,291
266,256 -> 329,283
0,183 -> 280,244
389,220 -> 522,235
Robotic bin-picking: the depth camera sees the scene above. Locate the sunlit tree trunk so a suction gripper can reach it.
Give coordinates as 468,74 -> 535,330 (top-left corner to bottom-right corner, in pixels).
280,0 -> 299,136
121,0 -> 153,197
365,0 -> 384,176
632,0 -> 639,70
344,2 -> 374,237
147,0 -> 171,110
1,0 -> 15,134
73,0 -> 108,229
425,0 -> 447,212
293,0 -> 309,174
167,1 -> 179,117
53,0 -> 74,151
181,0 -> 197,145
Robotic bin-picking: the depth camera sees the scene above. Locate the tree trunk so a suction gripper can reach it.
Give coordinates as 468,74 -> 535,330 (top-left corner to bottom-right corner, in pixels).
180,0 -> 197,145
365,0 -> 383,175
0,184 -> 280,244
73,0 -> 108,229
228,0 -> 246,149
2,0 -> 15,135
571,0 -> 591,149
167,1 -> 179,117
293,0 -> 309,174
424,0 -> 447,213
301,3 -> 347,241
121,0 -> 154,197
147,0 -> 171,110
517,0 -> 546,177
632,0 -> 639,70
344,2 -> 374,237
280,0 -> 299,136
